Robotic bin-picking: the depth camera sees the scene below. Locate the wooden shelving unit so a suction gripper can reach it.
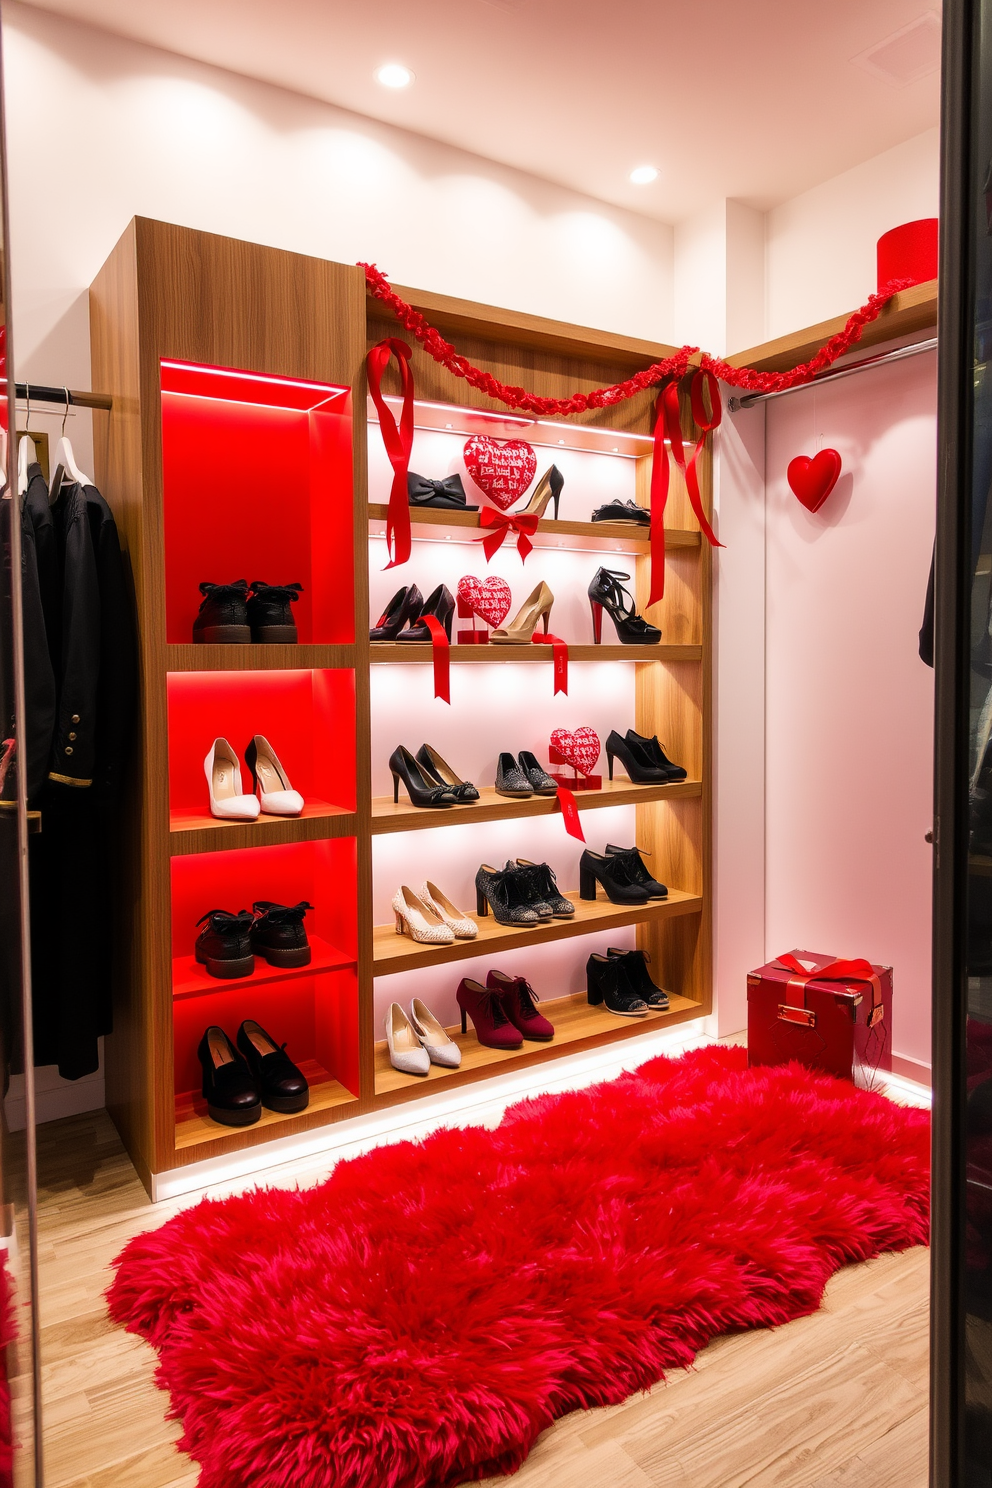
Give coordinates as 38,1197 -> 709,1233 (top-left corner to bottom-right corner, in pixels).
89,216 -> 713,1193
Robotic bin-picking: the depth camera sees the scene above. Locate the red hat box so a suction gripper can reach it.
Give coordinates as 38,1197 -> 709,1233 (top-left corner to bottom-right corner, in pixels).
876,219 -> 938,292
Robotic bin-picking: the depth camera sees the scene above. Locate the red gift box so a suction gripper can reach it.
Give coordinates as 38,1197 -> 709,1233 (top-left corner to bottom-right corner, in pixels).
747,949 -> 892,1087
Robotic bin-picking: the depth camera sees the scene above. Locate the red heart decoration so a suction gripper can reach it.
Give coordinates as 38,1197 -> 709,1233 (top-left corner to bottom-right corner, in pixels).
550,726 -> 601,776
456,574 -> 511,629
463,435 -> 537,511
787,449 -> 842,513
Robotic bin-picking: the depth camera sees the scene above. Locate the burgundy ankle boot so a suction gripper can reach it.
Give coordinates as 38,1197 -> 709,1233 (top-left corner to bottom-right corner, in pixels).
486,970 -> 554,1041
457,978 -> 523,1049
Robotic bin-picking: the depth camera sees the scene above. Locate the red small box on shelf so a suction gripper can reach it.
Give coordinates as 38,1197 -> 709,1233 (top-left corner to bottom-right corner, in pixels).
548,770 -> 602,791
747,949 -> 892,1085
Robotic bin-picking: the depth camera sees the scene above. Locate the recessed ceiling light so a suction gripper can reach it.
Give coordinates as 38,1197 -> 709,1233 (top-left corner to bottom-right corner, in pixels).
629,165 -> 658,185
375,63 -> 414,89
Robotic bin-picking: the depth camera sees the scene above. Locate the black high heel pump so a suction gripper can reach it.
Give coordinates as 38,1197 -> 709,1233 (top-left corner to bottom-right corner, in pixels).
397,584 -> 454,642
370,583 -> 423,641
388,746 -> 460,807
587,568 -> 661,645
604,729 -> 671,783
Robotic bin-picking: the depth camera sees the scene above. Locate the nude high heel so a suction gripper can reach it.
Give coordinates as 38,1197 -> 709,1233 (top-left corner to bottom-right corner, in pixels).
244,735 -> 304,816
490,581 -> 554,644
204,738 -> 260,821
391,885 -> 455,944
517,465 -> 564,520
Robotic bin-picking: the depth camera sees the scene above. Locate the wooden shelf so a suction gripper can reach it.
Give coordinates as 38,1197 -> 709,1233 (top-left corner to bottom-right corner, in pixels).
374,988 -> 702,1095
373,887 -> 702,975
371,778 -> 701,835
172,935 -> 355,1000
167,643 -> 356,672
174,1060 -> 357,1150
169,801 -> 357,855
367,503 -> 701,555
370,642 -> 701,664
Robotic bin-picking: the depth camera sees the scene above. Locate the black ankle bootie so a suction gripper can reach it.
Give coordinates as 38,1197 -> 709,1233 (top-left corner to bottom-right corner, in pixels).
195,909 -> 255,979
604,730 -> 671,784
193,580 -> 250,643
236,1019 -> 309,1113
247,581 -> 303,642
475,863 -> 539,925
250,900 -> 314,967
605,844 -> 668,898
606,947 -> 669,1008
514,858 -> 574,917
503,860 -> 552,918
371,583 -> 424,641
625,729 -> 688,781
198,1026 -> 261,1125
586,954 -> 648,1017
578,849 -> 650,905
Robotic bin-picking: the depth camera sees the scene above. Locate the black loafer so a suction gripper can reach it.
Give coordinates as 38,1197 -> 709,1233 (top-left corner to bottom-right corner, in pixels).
236,1020 -> 310,1113
197,1026 -> 261,1125
195,909 -> 255,979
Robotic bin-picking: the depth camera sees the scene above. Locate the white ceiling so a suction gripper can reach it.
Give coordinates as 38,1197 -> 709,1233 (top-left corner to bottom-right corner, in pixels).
19,0 -> 941,221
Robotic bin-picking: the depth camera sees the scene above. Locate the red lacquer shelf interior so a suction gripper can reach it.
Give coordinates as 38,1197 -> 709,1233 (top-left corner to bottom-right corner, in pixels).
167,668 -> 356,823
161,358 -> 354,645
170,838 -> 360,1101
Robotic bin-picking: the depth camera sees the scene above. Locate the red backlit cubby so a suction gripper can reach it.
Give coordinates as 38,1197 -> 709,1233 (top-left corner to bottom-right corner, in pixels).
161,359 -> 354,645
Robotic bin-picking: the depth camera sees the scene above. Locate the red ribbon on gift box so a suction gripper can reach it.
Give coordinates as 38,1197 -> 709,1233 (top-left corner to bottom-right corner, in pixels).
367,337 -> 415,572
649,370 -> 724,606
556,786 -> 585,842
771,951 -> 883,1027
421,614 -> 450,703
533,631 -> 568,695
476,507 -> 540,561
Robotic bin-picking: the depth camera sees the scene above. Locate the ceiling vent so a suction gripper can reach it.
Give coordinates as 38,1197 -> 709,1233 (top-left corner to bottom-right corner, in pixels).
852,11 -> 941,87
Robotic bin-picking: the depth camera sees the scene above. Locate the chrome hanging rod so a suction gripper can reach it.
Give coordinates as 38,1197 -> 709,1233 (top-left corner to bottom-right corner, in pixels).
14,382 -> 113,411
727,336 -> 937,412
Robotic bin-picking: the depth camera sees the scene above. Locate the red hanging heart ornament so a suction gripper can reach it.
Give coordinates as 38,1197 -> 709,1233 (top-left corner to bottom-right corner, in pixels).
463,435 -> 537,511
456,575 -> 512,629
787,449 -> 842,513
549,727 -> 601,776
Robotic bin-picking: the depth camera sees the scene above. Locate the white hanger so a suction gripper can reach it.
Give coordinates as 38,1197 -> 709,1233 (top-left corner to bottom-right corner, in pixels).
16,383 -> 32,496
0,425 -> 9,491
50,387 -> 91,499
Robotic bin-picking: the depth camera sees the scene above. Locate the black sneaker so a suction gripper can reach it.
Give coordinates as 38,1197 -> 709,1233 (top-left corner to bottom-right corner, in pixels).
195,909 -> 255,979
605,844 -> 668,898
193,581 -> 250,643
606,946 -> 669,1009
250,900 -> 314,967
247,581 -> 303,643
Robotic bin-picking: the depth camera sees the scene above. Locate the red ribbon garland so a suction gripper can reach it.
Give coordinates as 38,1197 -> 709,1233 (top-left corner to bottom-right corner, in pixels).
649,371 -> 724,606
476,507 -> 540,561
555,786 -> 585,842
421,614 -> 450,703
366,337 -> 414,571
533,631 -> 568,695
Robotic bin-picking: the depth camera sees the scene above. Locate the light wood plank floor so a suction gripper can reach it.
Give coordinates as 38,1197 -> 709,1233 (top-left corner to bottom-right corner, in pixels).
35,1109 -> 929,1488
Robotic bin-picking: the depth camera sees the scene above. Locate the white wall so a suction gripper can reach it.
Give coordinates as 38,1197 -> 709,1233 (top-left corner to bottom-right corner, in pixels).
765,128 -> 940,340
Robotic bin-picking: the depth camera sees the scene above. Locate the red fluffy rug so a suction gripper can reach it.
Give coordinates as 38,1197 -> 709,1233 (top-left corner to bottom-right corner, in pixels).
107,1046 -> 929,1488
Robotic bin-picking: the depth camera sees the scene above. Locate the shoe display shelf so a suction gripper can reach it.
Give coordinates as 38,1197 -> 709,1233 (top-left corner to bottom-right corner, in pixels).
89,217 -> 711,1195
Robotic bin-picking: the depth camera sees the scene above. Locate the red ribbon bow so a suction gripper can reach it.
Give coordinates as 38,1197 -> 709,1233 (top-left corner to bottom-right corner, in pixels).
533,632 -> 568,695
367,337 -> 414,572
476,507 -> 540,561
649,368 -> 724,606
771,952 -> 883,1026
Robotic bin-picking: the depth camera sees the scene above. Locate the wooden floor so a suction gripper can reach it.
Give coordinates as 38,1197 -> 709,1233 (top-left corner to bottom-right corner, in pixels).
35,1107 -> 929,1488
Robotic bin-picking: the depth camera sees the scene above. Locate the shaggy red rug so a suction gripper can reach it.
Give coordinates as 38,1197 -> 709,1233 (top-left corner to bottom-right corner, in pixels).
107,1046 -> 929,1488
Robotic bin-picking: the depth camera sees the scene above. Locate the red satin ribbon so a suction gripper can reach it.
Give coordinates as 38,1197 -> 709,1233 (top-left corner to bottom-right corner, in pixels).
648,370 -> 724,606
421,614 -> 450,703
556,786 -> 585,842
772,952 -> 883,1020
367,338 -> 414,571
476,507 -> 540,561
533,632 -> 568,695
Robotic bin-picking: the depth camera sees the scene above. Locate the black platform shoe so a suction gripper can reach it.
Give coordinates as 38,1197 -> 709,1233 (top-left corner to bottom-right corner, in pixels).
371,583 -> 424,641
236,1020 -> 310,1113
585,954 -> 648,1017
591,499 -> 650,526
193,580 -> 250,643
250,900 -> 314,967
475,863 -> 540,925
588,568 -> 661,645
604,844 -> 668,898
397,583 -> 454,643
198,1026 -> 261,1125
514,858 -> 574,917
389,745 -> 460,807
517,751 -> 558,795
604,729 -> 671,784
247,581 -> 303,642
624,729 -> 688,781
194,909 -> 255,979
578,849 -> 650,904
606,947 -> 669,1009
495,752 -> 533,798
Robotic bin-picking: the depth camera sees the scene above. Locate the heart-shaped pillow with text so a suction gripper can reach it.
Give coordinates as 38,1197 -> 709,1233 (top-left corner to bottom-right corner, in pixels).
550,726 -> 601,776
456,575 -> 512,629
463,435 -> 537,511
787,449 -> 842,513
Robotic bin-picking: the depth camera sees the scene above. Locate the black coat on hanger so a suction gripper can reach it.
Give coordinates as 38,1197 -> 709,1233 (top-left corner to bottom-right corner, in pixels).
19,467 -> 56,803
